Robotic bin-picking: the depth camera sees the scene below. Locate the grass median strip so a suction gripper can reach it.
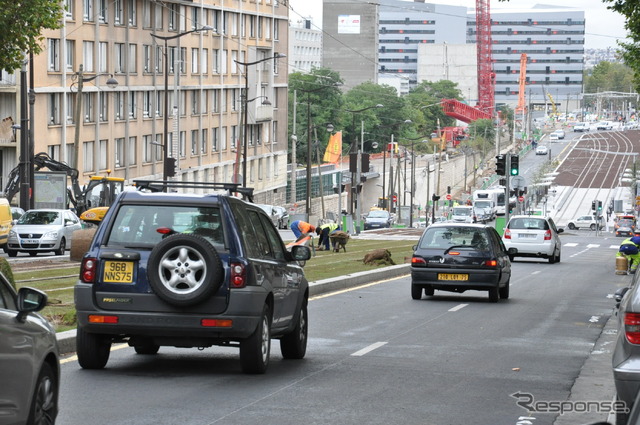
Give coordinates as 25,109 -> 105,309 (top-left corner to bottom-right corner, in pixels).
13,239 -> 416,332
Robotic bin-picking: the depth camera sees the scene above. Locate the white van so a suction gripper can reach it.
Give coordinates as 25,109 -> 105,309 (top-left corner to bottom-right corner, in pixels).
473,199 -> 496,220
474,188 -> 506,215
450,206 -> 475,223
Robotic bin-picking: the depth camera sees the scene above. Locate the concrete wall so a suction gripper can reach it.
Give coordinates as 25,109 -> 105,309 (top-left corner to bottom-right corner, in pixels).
417,44 -> 477,104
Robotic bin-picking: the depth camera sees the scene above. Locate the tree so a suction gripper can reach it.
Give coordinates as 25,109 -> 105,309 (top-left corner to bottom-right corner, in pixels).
0,0 -> 62,72
405,80 -> 463,139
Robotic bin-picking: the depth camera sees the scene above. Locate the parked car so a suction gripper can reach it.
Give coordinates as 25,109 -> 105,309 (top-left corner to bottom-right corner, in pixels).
0,272 -> 60,424
501,215 -> 563,263
75,185 -> 312,374
473,206 -> 492,224
573,122 -> 590,132
566,215 -> 604,231
6,208 -> 82,257
596,121 -> 614,130
256,204 -> 289,229
617,218 -> 636,237
552,129 -> 566,139
535,145 -> 549,155
613,269 -> 640,425
364,210 -> 393,230
549,133 -> 559,141
410,223 -> 513,302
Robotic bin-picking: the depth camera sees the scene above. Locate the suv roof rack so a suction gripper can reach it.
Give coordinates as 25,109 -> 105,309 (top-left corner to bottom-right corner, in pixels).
133,180 -> 254,202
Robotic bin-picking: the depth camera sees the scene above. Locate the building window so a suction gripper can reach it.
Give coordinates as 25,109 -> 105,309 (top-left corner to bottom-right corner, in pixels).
142,0 -> 151,28
128,0 -> 137,26
191,130 -> 198,154
191,90 -> 200,115
156,91 -> 163,117
99,0 -> 107,23
191,7 -> 200,30
201,49 -> 208,74
48,39 -> 60,72
231,125 -> 238,149
83,41 -> 94,72
231,89 -> 239,112
212,10 -> 220,33
115,92 -> 124,120
115,137 -> 125,167
128,44 -> 137,73
274,20 -> 279,40
114,0 -> 124,25
272,121 -> 278,145
191,48 -> 199,74
82,0 -> 92,22
169,4 -> 178,30
179,131 -> 186,157
143,45 -> 151,72
143,135 -> 152,163
66,94 -> 75,124
83,141 -> 94,172
65,40 -> 75,72
212,49 -> 219,73
128,92 -> 137,119
99,139 -> 108,169
212,89 -> 219,112
47,145 -> 60,161
155,134 -> 163,161
98,41 -> 108,73
154,1 -> 162,29
49,94 -> 61,125
98,92 -> 108,122
221,126 -> 227,150
143,91 -> 151,117
201,128 -> 207,153
250,15 -> 256,38
180,47 -> 186,74
212,127 -> 219,152
231,50 -> 238,74
129,136 -> 137,165
115,43 -> 125,73
158,46 -> 165,73
83,92 -> 94,123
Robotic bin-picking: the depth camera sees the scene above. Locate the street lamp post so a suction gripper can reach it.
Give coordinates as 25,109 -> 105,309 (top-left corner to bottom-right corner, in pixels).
71,64 -> 118,171
235,53 -> 286,188
151,26 -> 213,190
346,104 -> 384,235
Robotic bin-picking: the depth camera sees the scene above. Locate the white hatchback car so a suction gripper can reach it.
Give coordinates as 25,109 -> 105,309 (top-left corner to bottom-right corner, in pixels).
567,215 -> 604,231
502,215 -> 563,263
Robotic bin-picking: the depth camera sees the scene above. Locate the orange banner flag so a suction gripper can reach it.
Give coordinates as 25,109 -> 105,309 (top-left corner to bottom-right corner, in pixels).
323,131 -> 342,164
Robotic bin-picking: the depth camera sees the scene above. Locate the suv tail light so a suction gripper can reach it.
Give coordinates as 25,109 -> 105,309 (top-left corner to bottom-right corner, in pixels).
504,228 -> 511,239
411,257 -> 427,267
544,230 -> 552,240
230,262 -> 246,288
483,259 -> 498,267
625,312 -> 640,344
80,258 -> 98,283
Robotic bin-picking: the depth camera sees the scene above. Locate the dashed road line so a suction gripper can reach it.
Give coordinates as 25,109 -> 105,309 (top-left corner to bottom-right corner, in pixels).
351,342 -> 388,356
448,303 -> 468,312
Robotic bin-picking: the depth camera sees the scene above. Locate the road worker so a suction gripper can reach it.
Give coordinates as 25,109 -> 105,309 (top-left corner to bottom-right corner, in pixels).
617,236 -> 640,273
316,222 -> 340,251
290,220 -> 316,239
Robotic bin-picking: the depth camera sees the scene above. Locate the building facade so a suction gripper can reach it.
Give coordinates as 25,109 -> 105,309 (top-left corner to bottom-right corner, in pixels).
8,0 -> 290,206
288,19 -> 322,74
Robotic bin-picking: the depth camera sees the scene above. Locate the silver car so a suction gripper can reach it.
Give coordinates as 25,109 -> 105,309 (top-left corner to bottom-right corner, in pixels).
613,270 -> 640,425
6,209 -> 82,257
0,272 -> 60,424
501,215 -> 563,263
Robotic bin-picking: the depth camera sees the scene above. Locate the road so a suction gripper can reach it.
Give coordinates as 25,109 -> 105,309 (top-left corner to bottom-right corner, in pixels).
55,230 -> 624,425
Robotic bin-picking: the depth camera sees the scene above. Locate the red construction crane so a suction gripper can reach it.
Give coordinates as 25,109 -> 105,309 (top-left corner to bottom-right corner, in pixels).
441,0 -> 494,123
515,53 -> 528,113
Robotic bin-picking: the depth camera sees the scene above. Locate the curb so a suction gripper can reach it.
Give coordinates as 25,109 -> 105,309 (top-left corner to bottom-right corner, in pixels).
56,264 -> 411,355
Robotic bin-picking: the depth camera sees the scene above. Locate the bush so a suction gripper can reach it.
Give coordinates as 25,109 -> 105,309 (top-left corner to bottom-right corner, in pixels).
0,257 -> 15,290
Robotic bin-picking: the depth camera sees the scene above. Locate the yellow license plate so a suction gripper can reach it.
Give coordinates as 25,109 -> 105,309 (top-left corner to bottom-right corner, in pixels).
103,261 -> 134,283
438,273 -> 469,281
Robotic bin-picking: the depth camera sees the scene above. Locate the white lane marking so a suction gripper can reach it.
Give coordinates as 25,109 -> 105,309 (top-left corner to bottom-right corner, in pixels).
448,303 -> 468,312
589,316 -> 600,323
587,244 -> 600,248
532,271 -> 541,275
564,243 -> 578,247
351,341 -> 388,356
611,245 -> 621,249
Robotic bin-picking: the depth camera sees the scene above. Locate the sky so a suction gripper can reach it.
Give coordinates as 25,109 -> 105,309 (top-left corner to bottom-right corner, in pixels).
287,0 -> 629,50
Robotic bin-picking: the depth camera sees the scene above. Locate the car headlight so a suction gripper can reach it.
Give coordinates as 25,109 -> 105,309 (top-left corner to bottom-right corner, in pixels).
43,231 -> 59,239
8,229 -> 16,238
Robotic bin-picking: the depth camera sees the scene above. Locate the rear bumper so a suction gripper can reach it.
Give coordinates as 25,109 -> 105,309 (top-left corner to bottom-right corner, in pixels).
411,266 -> 501,291
75,283 -> 267,341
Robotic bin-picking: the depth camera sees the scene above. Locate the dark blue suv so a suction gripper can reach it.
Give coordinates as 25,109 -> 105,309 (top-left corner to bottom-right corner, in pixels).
75,183 -> 311,374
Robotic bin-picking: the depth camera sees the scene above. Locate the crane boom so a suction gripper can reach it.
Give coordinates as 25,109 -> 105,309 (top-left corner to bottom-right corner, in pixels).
516,53 -> 527,113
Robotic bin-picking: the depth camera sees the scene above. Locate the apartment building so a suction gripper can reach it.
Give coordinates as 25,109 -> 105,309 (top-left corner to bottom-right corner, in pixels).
12,0 -> 289,205
288,19 -> 322,74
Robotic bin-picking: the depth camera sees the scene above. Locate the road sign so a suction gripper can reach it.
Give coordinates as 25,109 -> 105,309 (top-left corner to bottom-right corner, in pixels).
445,194 -> 452,200
518,196 -> 524,202
510,175 -> 526,189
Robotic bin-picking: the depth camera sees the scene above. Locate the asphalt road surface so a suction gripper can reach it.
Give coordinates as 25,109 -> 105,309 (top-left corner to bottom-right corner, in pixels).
56,230 -> 625,425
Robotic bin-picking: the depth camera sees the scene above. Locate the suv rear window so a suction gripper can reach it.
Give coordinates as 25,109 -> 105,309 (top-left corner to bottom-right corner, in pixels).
419,226 -> 489,249
106,205 -> 224,248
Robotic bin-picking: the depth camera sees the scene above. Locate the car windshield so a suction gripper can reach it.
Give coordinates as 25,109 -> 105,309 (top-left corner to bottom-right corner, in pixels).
368,211 -> 389,218
106,205 -> 225,248
18,211 -> 61,225
508,217 -> 549,230
619,219 -> 634,227
419,226 -> 489,250
453,208 -> 472,216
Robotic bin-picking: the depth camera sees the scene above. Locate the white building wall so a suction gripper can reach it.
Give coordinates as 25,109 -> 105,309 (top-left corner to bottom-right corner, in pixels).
417,44 -> 477,105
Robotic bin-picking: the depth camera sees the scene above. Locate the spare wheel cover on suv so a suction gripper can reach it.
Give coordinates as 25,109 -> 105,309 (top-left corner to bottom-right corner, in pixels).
147,234 -> 224,307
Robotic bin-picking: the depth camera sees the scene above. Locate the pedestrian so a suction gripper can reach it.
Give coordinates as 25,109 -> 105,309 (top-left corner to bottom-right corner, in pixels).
618,236 -> 640,273
316,222 -> 340,251
290,220 -> 316,239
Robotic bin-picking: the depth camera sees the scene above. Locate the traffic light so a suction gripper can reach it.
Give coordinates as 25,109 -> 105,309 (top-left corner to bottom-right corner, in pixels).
496,155 -> 506,176
432,194 -> 440,202
164,157 -> 177,178
447,186 -> 451,194
510,155 -> 519,176
598,200 -> 603,211
591,201 -> 596,211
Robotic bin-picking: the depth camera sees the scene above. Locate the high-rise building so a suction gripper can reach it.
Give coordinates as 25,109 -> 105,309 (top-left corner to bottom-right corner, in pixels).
4,0 -> 290,205
289,19 -> 323,74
